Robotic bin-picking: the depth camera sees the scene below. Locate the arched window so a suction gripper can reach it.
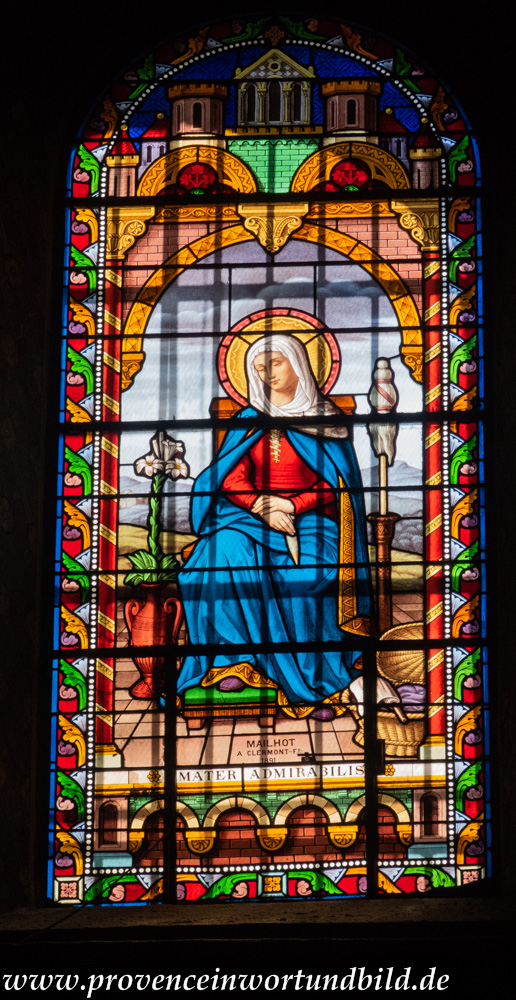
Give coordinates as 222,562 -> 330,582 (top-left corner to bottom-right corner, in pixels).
330,97 -> 336,129
292,83 -> 303,122
192,101 -> 203,129
52,13 -> 488,908
268,79 -> 282,122
246,84 -> 257,123
421,794 -> 440,838
99,803 -> 119,845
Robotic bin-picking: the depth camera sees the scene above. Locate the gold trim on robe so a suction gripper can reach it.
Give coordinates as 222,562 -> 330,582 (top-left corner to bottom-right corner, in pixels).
338,476 -> 374,637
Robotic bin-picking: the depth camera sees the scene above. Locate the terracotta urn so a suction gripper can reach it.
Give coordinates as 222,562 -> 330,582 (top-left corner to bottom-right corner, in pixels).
125,583 -> 182,699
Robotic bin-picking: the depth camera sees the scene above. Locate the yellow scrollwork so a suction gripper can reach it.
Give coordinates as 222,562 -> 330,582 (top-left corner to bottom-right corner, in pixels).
58,715 -> 86,767
448,198 -> 471,235
457,819 -> 484,865
63,499 -> 91,549
238,202 -> 309,254
100,96 -> 118,139
69,299 -> 95,342
452,593 -> 479,639
452,386 -> 477,411
61,607 -> 89,649
451,488 -> 478,539
454,704 -> 482,755
450,286 -> 476,326
391,199 -> 440,251
141,878 -> 163,900
74,208 -> 99,245
340,24 -> 379,59
105,207 -> 154,261
169,26 -> 209,66
153,205 -> 239,224
56,830 -> 83,875
66,398 -> 91,423
307,201 -> 394,220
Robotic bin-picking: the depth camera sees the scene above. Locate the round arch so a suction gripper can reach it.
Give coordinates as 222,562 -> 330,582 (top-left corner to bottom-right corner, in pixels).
122,223 -> 422,390
274,793 -> 342,826
204,796 -> 271,829
291,141 -> 411,193
137,145 -> 257,197
344,793 -> 411,825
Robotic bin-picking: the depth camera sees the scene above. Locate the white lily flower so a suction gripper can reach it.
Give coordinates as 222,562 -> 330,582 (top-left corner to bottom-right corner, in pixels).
134,432 -> 188,479
169,456 -> 190,479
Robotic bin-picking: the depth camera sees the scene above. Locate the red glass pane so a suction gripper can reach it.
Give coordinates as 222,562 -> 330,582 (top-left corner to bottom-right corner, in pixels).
177,163 -> 218,190
330,159 -> 370,188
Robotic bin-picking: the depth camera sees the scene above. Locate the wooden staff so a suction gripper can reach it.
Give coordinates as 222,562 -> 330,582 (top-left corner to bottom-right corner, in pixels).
367,359 -> 399,634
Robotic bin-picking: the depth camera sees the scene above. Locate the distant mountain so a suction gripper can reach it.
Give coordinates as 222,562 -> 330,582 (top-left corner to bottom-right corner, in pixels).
362,462 -> 423,554
118,462 -> 423,553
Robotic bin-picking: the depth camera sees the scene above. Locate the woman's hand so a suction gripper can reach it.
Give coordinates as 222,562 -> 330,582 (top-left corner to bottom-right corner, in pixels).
251,495 -> 296,535
260,510 -> 297,535
252,494 -> 295,517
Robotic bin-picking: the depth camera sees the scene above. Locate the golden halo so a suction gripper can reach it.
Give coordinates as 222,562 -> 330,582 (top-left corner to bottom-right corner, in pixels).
218,310 -> 340,405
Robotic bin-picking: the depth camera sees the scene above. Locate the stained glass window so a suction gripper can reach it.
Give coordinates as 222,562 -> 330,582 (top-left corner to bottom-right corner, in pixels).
50,14 -> 488,906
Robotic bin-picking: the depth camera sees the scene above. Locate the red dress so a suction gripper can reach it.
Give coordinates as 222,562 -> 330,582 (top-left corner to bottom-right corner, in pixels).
222,432 -> 337,521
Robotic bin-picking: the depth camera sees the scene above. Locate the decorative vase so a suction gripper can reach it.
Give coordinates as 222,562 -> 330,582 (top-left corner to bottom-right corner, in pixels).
124,583 -> 183,699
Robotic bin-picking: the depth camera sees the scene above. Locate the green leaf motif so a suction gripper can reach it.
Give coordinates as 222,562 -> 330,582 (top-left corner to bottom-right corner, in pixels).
450,435 -> 477,485
450,333 -> 476,384
202,873 -> 257,899
70,247 -> 97,294
404,866 -> 455,888
62,552 -> 90,593
67,346 -> 94,395
128,55 -> 155,99
280,17 -> 326,40
393,48 -> 420,92
125,547 -> 178,587
451,539 -> 479,591
448,134 -> 470,184
127,549 -> 158,571
85,874 -> 139,903
456,761 -> 483,810
222,18 -> 267,42
77,144 -> 100,194
57,770 -> 85,821
449,235 -> 475,284
160,554 -> 179,572
59,659 -> 87,710
453,648 -> 481,700
64,445 -> 92,495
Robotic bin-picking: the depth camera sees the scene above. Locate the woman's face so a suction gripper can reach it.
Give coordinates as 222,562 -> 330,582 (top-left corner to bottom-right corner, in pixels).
253,351 -> 298,399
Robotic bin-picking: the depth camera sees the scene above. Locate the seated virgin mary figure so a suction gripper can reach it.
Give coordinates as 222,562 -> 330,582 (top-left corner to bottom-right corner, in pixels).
177,334 -> 373,719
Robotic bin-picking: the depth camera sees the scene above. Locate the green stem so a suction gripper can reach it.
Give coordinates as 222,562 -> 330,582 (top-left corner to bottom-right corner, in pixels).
148,472 -> 165,561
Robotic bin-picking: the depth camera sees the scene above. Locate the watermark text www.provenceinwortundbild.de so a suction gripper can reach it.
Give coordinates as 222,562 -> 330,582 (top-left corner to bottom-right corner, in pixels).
2,967 -> 450,995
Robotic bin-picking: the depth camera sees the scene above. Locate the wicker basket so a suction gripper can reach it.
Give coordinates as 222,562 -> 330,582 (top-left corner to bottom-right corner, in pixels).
377,622 -> 425,686
346,622 -> 426,756
352,710 -> 425,757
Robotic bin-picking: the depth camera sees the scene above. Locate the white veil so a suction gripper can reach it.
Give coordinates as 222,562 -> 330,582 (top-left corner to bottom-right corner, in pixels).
245,334 -> 348,438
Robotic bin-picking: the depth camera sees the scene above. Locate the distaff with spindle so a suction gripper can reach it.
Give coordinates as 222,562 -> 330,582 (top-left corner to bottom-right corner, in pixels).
367,358 -> 400,635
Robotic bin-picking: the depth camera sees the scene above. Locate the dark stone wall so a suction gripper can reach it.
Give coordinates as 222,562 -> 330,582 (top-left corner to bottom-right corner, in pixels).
0,2 -> 514,961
